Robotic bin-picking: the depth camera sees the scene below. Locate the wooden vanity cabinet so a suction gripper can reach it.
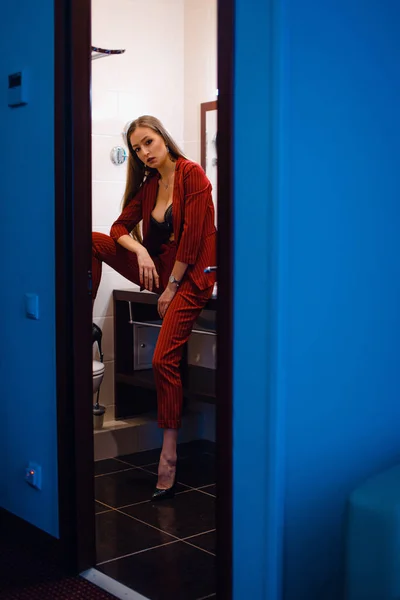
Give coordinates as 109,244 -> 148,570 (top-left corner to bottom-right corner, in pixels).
113,289 -> 217,419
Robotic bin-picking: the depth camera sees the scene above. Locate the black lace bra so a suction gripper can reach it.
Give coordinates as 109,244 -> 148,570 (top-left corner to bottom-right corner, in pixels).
150,204 -> 173,233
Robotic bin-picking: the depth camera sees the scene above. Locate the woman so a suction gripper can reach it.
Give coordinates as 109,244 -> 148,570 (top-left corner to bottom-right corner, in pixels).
92,115 -> 216,500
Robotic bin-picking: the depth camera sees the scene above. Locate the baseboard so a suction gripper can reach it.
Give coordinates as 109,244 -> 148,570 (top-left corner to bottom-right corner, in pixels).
0,507 -> 67,570
94,408 -> 204,460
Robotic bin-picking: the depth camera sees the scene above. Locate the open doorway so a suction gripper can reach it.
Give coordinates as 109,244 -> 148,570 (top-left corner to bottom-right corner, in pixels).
90,3 -> 218,597
54,0 -> 233,598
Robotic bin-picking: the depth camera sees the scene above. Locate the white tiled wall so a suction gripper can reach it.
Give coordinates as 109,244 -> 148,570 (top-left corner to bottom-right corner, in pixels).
183,0 -> 218,163
92,0 -> 217,420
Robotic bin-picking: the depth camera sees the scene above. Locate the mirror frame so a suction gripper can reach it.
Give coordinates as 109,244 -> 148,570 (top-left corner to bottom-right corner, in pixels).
201,100 -> 218,171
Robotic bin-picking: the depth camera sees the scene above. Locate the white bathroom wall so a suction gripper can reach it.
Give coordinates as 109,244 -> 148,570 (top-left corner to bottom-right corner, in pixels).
92,0 -> 217,420
92,0 -> 184,420
183,0 -> 218,164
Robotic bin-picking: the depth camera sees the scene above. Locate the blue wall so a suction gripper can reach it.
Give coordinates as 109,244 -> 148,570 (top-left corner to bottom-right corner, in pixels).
233,0 -> 400,598
233,0 -> 284,597
0,1 -> 59,537
0,0 -> 398,589
283,1 -> 400,598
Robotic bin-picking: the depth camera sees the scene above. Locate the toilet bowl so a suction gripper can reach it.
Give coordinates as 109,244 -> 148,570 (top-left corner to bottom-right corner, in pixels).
93,360 -> 105,394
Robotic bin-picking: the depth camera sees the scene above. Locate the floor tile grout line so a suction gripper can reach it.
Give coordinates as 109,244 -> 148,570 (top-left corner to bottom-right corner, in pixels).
181,538 -> 216,557
135,465 -> 214,491
195,489 -> 216,498
108,506 -> 215,548
135,466 -> 195,490
110,499 -> 152,510
181,529 -> 216,542
113,507 -> 182,541
114,447 -> 214,465
96,539 -> 181,566
96,533 -> 216,568
95,487 -> 194,512
95,466 -> 138,478
95,484 -> 215,512
98,448 -> 214,468
113,454 -> 208,470
96,503 -> 215,545
190,485 -> 215,493
95,500 -> 118,511
114,488 -> 193,510
95,459 -> 215,485
114,458 -> 159,468
95,506 -> 216,548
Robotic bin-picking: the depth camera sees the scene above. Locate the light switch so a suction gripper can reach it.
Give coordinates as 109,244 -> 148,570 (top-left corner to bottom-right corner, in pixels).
24,293 -> 39,320
8,71 -> 28,108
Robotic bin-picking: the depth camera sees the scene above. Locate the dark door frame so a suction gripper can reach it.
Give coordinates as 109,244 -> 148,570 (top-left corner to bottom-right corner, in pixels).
55,0 -> 95,571
54,0 -> 234,597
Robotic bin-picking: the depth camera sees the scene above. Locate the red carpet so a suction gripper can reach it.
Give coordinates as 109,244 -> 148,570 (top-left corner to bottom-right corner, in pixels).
0,539 -> 116,600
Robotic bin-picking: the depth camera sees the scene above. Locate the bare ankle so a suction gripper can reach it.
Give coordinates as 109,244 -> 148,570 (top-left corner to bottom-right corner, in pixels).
160,452 -> 177,466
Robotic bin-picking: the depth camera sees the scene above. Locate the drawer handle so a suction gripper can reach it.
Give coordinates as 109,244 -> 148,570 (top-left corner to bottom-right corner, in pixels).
140,343 -> 146,348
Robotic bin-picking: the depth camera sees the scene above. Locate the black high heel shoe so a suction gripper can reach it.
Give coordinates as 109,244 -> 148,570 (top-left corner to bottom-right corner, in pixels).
151,483 -> 176,502
151,463 -> 178,502
92,323 -> 104,362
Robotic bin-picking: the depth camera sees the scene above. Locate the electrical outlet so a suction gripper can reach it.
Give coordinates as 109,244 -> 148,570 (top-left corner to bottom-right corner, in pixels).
25,462 -> 42,490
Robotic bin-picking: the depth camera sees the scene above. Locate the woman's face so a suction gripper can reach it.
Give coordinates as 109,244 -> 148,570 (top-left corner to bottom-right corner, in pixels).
130,126 -> 168,169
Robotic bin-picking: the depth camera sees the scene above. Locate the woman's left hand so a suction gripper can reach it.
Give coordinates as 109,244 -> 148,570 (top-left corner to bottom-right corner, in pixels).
158,285 -> 177,319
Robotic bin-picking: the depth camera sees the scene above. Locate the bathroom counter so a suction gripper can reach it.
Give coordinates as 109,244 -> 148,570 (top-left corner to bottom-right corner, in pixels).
112,288 -> 217,420
112,288 -> 217,309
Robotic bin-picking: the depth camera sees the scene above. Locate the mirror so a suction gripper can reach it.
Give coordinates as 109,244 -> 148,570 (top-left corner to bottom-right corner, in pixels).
201,100 -> 218,223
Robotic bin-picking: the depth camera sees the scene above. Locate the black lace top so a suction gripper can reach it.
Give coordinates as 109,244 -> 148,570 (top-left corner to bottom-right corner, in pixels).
150,204 -> 173,233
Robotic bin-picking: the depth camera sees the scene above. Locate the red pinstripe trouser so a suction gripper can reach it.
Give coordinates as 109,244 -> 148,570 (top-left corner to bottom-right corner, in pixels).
92,232 -> 213,429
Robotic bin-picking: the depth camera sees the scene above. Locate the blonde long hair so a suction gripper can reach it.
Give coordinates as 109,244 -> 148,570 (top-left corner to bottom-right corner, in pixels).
121,115 -> 185,242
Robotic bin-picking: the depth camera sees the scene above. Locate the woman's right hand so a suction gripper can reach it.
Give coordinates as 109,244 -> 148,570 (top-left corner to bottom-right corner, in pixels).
136,248 -> 160,292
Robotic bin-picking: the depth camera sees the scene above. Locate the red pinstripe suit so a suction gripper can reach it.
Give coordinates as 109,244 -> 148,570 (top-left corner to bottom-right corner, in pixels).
92,157 -> 216,428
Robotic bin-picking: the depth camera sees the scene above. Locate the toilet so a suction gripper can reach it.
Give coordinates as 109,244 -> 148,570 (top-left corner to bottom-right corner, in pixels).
93,360 -> 105,394
93,360 -> 106,429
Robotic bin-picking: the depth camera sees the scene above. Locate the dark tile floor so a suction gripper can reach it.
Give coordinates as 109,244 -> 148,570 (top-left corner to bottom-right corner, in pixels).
95,440 -> 216,600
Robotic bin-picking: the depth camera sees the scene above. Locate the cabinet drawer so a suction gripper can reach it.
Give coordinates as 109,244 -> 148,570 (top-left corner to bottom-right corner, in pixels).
187,331 -> 217,370
133,320 -> 216,372
133,323 -> 161,370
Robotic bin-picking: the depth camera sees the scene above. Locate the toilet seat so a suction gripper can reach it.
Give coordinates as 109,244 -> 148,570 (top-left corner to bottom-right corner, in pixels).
93,360 -> 105,376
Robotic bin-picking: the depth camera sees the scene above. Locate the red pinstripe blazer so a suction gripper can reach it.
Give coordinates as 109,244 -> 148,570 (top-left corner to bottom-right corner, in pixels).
110,157 -> 217,290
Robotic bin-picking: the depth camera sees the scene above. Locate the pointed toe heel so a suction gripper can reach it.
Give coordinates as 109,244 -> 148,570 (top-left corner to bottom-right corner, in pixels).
151,485 -> 176,502
152,461 -> 178,502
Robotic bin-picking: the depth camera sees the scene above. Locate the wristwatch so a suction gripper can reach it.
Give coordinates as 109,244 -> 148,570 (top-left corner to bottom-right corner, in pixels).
169,275 -> 181,287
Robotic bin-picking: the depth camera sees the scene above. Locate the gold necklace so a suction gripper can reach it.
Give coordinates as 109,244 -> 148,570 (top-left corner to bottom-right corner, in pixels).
160,178 -> 169,190
160,168 -> 175,191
